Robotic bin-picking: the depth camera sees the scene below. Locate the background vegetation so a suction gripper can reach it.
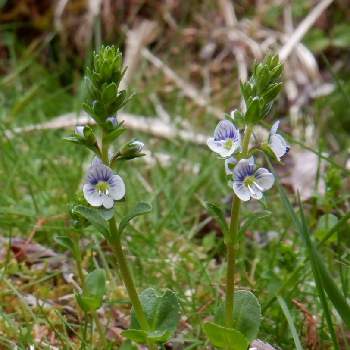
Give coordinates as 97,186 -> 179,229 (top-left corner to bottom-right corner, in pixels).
0,0 -> 349,349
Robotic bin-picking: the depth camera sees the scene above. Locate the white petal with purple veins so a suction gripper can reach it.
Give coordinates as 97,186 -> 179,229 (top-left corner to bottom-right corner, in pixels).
248,184 -> 263,200
233,158 -> 256,182
270,134 -> 289,160
233,182 -> 251,201
102,195 -> 114,209
83,184 -> 104,207
109,175 -> 125,200
270,120 -> 280,135
255,168 -> 275,190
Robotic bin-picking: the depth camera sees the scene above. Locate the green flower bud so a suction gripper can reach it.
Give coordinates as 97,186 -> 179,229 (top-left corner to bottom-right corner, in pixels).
119,140 -> 145,160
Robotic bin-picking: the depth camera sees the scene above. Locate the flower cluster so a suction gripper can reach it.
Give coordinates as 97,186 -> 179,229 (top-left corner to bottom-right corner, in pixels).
207,55 -> 289,202
207,115 -> 289,202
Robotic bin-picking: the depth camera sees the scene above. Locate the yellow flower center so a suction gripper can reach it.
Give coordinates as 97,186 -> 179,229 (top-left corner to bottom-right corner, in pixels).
224,139 -> 233,150
96,181 -> 110,195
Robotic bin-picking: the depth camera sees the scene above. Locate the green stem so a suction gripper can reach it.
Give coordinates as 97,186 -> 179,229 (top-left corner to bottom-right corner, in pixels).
224,125 -> 253,328
101,134 -> 109,164
100,132 -> 156,350
76,256 -> 85,286
93,312 -> 107,346
225,196 -> 241,327
109,218 -> 151,332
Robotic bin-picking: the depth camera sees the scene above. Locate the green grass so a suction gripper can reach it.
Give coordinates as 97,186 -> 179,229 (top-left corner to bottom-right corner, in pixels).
0,32 -> 350,350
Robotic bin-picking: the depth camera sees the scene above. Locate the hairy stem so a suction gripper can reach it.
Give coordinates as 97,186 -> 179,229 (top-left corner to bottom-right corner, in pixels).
224,125 -> 253,328
109,218 -> 151,331
101,132 -> 156,349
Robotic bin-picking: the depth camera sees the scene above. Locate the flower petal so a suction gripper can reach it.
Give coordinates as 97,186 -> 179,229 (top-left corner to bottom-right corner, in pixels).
233,158 -> 256,182
207,139 -> 239,158
270,120 -> 280,135
83,184 -> 103,207
233,182 -> 251,201
109,175 -> 126,200
102,195 -> 114,209
254,168 -> 275,191
270,134 -> 289,160
248,184 -> 263,200
207,138 -> 221,153
214,120 -> 239,142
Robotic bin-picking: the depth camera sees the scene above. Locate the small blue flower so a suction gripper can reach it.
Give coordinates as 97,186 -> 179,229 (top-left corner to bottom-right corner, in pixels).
269,121 -> 289,161
232,158 -> 274,201
207,120 -> 241,158
83,160 -> 125,209
106,116 -> 118,127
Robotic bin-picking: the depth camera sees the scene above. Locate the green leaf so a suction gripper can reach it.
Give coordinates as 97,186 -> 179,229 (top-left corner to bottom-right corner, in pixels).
119,202 -> 152,234
206,202 -> 228,235
120,340 -> 138,350
102,82 -> 117,103
55,235 -> 80,260
55,235 -> 74,251
203,322 -> 249,350
304,28 -> 330,52
129,288 -> 181,344
331,24 -> 350,48
262,82 -> 283,103
122,329 -> 148,343
245,97 -> 260,124
76,269 -> 106,313
215,290 -> 261,341
72,205 -> 110,238
84,268 -> 106,298
104,126 -> 126,142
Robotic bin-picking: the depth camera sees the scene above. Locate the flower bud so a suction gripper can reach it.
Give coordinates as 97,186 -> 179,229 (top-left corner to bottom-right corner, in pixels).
119,140 -> 144,159
75,125 -> 97,145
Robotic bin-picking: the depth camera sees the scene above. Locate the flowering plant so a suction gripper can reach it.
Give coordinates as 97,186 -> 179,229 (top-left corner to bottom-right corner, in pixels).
204,55 -> 289,350
62,46 -> 180,349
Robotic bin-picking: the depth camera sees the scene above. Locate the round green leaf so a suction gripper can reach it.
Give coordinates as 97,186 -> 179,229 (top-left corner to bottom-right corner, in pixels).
215,290 -> 261,341
203,322 -> 249,350
130,288 -> 181,343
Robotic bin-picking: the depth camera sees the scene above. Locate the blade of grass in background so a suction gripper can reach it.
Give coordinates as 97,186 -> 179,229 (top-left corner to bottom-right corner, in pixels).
267,158 -> 343,349
277,296 -> 304,350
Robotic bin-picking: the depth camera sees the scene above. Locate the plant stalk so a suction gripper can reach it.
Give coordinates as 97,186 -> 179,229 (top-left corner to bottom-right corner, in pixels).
101,133 -> 156,350
109,218 -> 151,332
224,124 -> 253,328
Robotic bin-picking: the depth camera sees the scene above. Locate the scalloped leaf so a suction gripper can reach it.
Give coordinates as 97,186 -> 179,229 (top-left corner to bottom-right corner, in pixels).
126,288 -> 180,344
215,290 -> 261,341
203,322 -> 249,350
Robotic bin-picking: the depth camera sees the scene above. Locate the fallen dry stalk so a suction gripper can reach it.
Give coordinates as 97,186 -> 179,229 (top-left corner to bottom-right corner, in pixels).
278,0 -> 334,61
142,48 -> 223,118
5,111 -> 208,145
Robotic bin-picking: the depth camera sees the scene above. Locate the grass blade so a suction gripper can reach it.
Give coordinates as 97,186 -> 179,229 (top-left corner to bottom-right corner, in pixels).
277,296 -> 304,350
267,158 -> 342,348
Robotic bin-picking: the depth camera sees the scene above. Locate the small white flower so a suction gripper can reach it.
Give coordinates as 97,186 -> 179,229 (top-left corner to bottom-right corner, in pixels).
232,158 -> 274,201
269,121 -> 289,161
207,120 -> 241,158
83,160 -> 125,209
